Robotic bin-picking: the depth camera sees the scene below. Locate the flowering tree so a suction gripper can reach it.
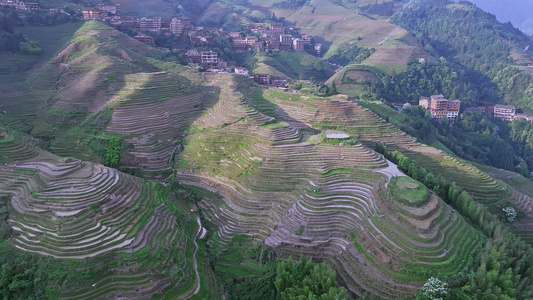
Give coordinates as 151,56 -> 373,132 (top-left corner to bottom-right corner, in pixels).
502,207 -> 517,222
418,277 -> 448,300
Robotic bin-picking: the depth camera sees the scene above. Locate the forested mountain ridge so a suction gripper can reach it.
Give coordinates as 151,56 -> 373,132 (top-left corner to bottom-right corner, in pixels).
391,0 -> 533,110
465,0 -> 533,36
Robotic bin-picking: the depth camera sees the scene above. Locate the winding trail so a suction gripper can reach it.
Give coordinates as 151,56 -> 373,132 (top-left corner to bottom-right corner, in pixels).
177,215 -> 202,300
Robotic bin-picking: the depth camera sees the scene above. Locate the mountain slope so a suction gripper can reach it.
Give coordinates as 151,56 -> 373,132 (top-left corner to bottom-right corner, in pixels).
0,129 -> 199,298
173,73 -> 483,298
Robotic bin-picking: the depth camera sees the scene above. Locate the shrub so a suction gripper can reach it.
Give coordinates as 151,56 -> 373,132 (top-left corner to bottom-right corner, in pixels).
104,136 -> 122,168
18,41 -> 42,55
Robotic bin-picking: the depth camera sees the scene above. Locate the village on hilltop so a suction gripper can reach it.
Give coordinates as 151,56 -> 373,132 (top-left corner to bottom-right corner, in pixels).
77,2 -> 323,87
0,0 -> 326,87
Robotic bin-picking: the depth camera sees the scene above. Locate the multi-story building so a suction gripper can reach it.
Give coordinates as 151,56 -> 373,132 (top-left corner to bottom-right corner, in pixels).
253,41 -> 264,51
25,2 -> 38,10
446,99 -> 461,122
200,51 -> 218,65
263,30 -> 277,39
271,76 -> 288,87
280,34 -> 292,46
494,104 -> 516,121
419,96 -> 430,109
253,74 -> 270,85
139,17 -> 161,32
245,36 -> 258,48
267,40 -> 281,51
82,9 -> 101,20
418,95 -> 461,122
429,95 -> 448,121
170,18 -> 187,35
270,23 -> 284,35
292,38 -> 304,51
231,38 -> 246,52
235,68 -> 249,76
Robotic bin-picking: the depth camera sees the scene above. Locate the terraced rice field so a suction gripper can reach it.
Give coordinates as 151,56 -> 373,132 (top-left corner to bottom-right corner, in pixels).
261,89 -> 418,151
0,130 -> 39,163
175,75 -> 482,298
0,139 -> 194,298
358,101 -> 533,245
106,72 -> 217,173
477,167 -> 533,244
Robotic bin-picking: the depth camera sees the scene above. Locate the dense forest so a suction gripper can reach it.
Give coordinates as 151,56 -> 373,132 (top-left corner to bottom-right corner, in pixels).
0,8 -> 26,53
0,7 -> 78,54
372,103 -> 533,176
371,59 -> 496,106
392,0 -> 533,112
327,43 -> 375,66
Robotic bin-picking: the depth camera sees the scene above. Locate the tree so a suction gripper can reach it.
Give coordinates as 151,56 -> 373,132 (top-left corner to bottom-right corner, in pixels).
330,81 -> 338,95
417,277 -> 448,300
314,60 -> 324,72
502,207 -> 517,222
104,136 -> 122,168
402,102 -> 412,112
275,257 -> 347,300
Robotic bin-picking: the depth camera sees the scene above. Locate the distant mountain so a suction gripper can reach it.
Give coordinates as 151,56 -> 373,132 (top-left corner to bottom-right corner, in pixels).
465,0 -> 533,35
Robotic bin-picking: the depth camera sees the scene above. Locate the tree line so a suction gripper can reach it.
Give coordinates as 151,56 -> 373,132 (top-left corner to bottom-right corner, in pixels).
375,144 -> 533,299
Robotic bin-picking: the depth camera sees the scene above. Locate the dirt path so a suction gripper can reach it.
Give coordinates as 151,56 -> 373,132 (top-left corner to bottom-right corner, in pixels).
177,216 -> 202,300
378,26 -> 402,45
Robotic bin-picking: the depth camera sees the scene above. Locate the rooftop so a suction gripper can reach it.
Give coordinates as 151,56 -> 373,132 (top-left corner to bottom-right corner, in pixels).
494,104 -> 516,109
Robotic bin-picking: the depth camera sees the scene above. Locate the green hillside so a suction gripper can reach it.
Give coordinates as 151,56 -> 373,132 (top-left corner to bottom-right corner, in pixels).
1,2 -> 533,299
253,51 -> 335,81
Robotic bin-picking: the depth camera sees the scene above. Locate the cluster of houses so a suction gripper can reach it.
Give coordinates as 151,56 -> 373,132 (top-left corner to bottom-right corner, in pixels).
229,23 -> 322,54
78,3 -> 321,55
182,49 -> 288,87
418,95 -> 533,124
1,1 -> 313,87
75,3 -> 320,86
0,0 -> 39,11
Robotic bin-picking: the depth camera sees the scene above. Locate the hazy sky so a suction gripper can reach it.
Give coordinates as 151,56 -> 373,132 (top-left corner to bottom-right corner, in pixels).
465,0 -> 533,35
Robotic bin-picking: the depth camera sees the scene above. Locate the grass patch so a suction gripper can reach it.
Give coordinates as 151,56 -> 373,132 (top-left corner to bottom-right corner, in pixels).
388,176 -> 429,207
261,122 -> 288,129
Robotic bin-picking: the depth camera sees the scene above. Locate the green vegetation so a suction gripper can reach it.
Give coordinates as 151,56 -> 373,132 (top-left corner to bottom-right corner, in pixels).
376,144 -> 533,299
275,257 -> 347,300
326,43 -> 375,66
370,59 -> 497,107
0,8 -> 28,53
2,3 -> 533,299
388,177 -> 429,207
253,51 -> 334,82
0,196 -> 51,299
360,2 -> 395,17
363,101 -> 533,176
104,136 -> 122,168
393,0 -> 533,111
